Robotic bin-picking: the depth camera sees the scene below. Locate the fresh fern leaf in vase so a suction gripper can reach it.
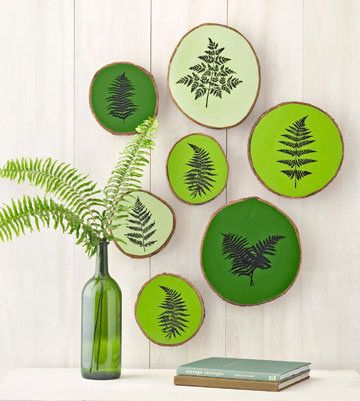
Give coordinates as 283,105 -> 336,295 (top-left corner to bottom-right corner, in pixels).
0,116 -> 158,380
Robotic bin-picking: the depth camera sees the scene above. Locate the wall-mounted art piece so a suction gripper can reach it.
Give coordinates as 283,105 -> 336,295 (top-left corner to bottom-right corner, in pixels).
201,197 -> 301,306
112,190 -> 175,258
90,62 -> 158,135
167,133 -> 228,205
249,102 -> 344,198
135,273 -> 205,346
168,23 -> 260,129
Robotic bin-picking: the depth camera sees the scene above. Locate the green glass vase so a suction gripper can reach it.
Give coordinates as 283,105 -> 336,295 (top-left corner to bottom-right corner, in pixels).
81,241 -> 122,380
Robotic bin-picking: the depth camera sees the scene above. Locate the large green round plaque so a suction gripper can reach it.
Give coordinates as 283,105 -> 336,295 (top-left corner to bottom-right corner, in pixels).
201,197 -> 301,306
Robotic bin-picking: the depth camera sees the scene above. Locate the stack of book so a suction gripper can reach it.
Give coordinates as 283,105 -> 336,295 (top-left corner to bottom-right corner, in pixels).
174,357 -> 311,392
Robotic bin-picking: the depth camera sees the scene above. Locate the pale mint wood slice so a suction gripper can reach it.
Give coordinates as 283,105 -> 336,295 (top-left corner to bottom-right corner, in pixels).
112,191 -> 175,258
168,23 -> 260,129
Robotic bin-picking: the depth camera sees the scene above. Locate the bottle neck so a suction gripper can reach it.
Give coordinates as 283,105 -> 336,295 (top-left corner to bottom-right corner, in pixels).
94,241 -> 109,278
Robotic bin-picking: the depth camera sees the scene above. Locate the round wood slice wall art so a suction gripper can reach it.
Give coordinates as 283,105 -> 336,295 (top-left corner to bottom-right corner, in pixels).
168,23 -> 260,129
135,273 -> 205,346
90,62 -> 158,135
112,191 -> 175,258
167,133 -> 228,204
201,197 -> 301,306
249,102 -> 344,198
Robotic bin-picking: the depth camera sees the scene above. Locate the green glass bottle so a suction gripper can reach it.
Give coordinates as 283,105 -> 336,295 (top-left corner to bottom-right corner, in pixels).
81,241 -> 122,380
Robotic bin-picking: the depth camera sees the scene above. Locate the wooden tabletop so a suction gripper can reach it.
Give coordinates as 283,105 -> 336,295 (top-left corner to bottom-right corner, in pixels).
0,369 -> 359,401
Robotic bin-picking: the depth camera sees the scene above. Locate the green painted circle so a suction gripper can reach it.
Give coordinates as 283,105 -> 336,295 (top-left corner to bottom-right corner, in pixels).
112,191 -> 174,258
167,134 -> 228,204
135,274 -> 204,346
90,62 -> 158,134
168,24 -> 260,128
249,102 -> 343,197
201,198 -> 301,305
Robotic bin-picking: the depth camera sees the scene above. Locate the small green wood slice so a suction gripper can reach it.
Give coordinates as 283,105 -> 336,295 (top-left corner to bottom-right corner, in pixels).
135,273 -> 205,346
167,133 -> 228,205
201,197 -> 301,306
168,23 -> 260,129
249,102 -> 344,198
90,62 -> 158,135
112,191 -> 175,258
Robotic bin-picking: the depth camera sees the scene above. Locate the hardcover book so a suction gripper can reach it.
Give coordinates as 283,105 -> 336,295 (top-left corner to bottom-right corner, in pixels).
174,371 -> 310,392
176,357 -> 311,382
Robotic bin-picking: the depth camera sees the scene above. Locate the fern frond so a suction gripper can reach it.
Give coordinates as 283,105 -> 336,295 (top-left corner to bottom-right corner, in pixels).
106,72 -> 137,121
221,233 -> 285,286
158,285 -> 189,339
104,116 -> 157,231
0,158 -> 103,235
0,196 -> 99,256
184,143 -> 217,199
125,196 -> 157,251
251,235 -> 285,269
221,233 -> 253,276
277,115 -> 317,188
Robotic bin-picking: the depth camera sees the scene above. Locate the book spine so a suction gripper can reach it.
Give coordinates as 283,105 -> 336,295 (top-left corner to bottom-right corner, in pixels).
174,375 -> 279,392
176,367 -> 281,382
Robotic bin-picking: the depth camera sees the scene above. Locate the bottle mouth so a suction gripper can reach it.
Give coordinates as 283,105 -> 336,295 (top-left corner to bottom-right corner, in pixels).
99,239 -> 110,245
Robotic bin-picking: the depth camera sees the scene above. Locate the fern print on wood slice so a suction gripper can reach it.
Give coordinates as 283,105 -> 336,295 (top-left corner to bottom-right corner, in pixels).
168,23 -> 260,129
201,197 -> 301,306
111,190 -> 175,258
249,102 -> 344,198
90,62 -> 158,135
167,133 -> 228,204
135,273 -> 205,346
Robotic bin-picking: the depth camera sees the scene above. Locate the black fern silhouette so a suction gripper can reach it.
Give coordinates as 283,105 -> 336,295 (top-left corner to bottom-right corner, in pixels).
277,116 -> 317,188
184,143 -> 217,199
125,197 -> 157,251
158,285 -> 190,339
106,72 -> 137,122
221,233 -> 285,286
176,38 -> 242,108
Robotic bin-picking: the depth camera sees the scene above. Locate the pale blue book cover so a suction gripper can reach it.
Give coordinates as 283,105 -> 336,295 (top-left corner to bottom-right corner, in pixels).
177,357 -> 310,382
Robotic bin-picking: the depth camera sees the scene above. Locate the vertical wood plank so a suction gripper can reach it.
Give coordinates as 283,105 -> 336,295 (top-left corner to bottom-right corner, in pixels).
303,0 -> 360,370
0,0 -> 74,380
227,0 -> 303,360
74,0 -> 151,368
150,0 -> 227,368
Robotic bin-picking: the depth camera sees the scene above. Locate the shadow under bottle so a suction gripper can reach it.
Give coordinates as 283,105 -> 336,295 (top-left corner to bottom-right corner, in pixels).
81,240 -> 122,380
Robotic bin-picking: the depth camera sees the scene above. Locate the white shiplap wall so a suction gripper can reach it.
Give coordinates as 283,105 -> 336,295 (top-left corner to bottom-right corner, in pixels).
0,0 -> 359,380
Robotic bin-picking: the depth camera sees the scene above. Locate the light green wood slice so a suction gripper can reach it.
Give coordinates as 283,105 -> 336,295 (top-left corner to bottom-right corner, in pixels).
112,191 -> 175,258
135,273 -> 205,346
249,102 -> 344,198
201,197 -> 301,306
90,62 -> 158,135
167,133 -> 228,204
168,23 -> 260,129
